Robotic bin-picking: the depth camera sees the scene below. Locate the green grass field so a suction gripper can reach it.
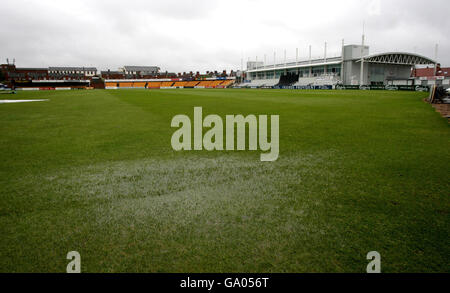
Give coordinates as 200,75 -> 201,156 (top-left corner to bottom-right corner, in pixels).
0,89 -> 448,273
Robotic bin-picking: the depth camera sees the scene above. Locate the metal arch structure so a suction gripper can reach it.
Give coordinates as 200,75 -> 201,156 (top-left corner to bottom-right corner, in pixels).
356,52 -> 436,65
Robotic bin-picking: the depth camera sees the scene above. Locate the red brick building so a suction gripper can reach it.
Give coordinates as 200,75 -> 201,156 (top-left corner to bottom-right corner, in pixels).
1,64 -> 48,81
412,64 -> 450,78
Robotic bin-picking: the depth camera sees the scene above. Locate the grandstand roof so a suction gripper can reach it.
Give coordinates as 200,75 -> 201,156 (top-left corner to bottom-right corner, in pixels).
357,52 -> 436,65
247,51 -> 437,74
246,56 -> 342,73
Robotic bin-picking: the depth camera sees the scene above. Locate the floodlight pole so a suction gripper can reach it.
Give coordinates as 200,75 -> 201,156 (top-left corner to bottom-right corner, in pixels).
248,57 -> 250,79
274,51 -> 276,80
341,39 -> 345,83
360,22 -> 365,86
434,44 -> 438,76
241,57 -> 243,82
256,56 -> 258,79
309,45 -> 312,77
264,54 -> 267,79
324,42 -> 327,75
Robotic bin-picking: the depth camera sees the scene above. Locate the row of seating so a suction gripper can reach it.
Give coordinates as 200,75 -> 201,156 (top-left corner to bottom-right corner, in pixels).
105,80 -> 234,88
237,75 -> 339,88
239,79 -> 279,87
278,73 -> 299,86
220,80 -> 235,87
184,81 -> 199,87
292,76 -> 339,87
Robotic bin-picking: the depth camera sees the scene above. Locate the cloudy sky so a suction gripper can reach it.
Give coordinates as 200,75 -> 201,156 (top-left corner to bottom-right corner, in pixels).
0,0 -> 448,73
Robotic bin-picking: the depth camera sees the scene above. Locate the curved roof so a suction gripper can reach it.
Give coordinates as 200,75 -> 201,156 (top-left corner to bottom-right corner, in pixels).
358,52 -> 436,65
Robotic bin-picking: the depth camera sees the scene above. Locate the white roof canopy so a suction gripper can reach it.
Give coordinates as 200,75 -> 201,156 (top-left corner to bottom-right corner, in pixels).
357,52 -> 436,65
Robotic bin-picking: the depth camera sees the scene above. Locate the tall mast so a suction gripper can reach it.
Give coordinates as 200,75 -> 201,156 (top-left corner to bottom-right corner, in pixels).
360,22 -> 365,85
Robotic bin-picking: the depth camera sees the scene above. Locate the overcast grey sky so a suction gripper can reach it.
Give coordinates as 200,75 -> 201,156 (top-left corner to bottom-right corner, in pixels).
0,0 -> 448,72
